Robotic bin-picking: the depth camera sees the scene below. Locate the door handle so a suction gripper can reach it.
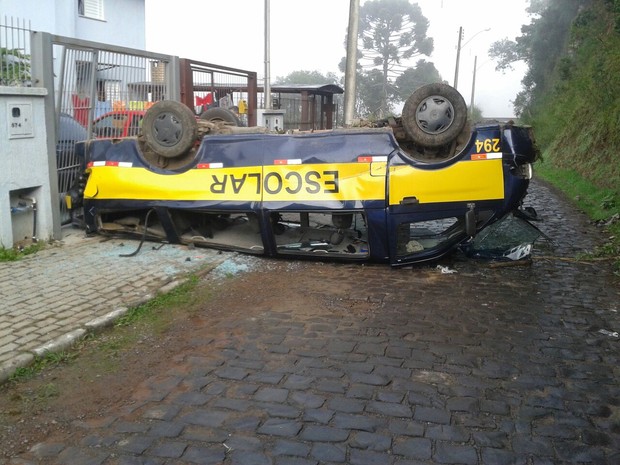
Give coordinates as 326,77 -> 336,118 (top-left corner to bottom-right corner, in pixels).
400,196 -> 419,205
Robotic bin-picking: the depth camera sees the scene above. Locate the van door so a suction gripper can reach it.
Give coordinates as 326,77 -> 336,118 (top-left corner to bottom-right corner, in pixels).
261,131 -> 390,260
386,149 -> 503,265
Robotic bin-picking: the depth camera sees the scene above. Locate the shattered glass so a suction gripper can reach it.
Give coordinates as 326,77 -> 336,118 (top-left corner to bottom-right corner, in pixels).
463,213 -> 544,261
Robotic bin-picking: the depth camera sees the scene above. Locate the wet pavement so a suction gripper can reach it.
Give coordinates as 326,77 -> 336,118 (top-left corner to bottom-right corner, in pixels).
5,179 -> 620,464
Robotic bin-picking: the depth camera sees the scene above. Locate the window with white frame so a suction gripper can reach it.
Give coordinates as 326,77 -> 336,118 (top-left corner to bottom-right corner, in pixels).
78,0 -> 105,20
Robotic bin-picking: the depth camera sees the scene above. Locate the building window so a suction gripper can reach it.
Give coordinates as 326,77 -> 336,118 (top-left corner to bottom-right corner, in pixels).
78,0 -> 105,20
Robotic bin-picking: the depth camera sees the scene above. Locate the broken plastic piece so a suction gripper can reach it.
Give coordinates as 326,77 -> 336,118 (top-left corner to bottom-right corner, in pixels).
503,243 -> 533,261
436,265 -> 457,274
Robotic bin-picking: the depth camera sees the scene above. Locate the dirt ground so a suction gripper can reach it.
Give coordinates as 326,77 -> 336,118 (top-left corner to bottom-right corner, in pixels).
0,257 -> 293,461
0,256 -> 371,462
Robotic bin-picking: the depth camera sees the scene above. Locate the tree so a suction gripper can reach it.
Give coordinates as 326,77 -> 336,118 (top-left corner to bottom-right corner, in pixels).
354,0 -> 433,118
274,70 -> 339,86
393,59 -> 442,102
355,69 -> 386,117
488,0 -> 586,117
470,104 -> 484,123
0,47 -> 30,86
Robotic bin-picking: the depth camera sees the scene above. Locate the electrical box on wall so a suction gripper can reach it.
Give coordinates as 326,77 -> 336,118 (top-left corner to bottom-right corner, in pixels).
257,109 -> 286,132
8,102 -> 34,138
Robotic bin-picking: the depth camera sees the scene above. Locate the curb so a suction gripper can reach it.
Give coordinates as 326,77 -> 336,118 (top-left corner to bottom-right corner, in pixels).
0,257 -> 228,385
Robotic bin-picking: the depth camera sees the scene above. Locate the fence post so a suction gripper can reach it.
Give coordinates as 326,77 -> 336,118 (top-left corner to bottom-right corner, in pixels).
179,58 -> 193,110
167,56 -> 181,102
247,72 -> 257,127
30,31 -> 62,240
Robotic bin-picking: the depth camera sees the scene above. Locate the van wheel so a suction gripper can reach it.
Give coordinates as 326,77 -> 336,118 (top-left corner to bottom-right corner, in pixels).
142,100 -> 198,158
401,83 -> 467,149
199,108 -> 242,126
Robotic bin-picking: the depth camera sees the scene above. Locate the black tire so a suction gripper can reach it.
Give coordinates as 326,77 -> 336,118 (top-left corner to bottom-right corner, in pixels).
142,100 -> 198,159
401,83 -> 468,149
199,107 -> 242,126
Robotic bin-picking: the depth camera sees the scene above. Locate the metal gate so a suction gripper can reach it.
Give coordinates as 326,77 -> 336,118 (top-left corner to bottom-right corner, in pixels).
28,33 -> 259,230
179,59 -> 257,127
50,36 -> 178,224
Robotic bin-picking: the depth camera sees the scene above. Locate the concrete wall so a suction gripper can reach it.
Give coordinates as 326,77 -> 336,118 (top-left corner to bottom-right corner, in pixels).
0,86 -> 55,248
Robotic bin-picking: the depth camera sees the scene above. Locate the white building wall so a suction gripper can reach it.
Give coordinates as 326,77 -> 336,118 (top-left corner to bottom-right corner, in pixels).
0,0 -> 55,32
0,0 -> 145,49
75,0 -> 145,49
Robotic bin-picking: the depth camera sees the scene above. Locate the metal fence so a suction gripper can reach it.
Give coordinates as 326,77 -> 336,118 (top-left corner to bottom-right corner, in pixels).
49,36 -> 179,224
55,46 -> 175,134
0,16 -> 31,86
277,94 -> 344,131
180,59 -> 257,127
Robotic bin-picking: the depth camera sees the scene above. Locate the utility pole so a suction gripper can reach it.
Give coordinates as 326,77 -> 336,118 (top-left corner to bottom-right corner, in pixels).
344,0 -> 359,127
264,0 -> 271,109
454,27 -> 490,91
470,55 -> 477,116
453,26 -> 463,89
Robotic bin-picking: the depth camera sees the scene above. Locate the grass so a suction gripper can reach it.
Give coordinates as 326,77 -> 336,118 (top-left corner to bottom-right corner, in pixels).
9,351 -> 78,382
536,161 -> 619,220
115,275 -> 200,328
535,158 -> 620,274
522,2 -> 620,277
0,242 -> 45,262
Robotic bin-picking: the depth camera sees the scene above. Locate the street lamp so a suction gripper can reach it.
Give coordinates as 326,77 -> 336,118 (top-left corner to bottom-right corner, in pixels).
453,27 -> 491,89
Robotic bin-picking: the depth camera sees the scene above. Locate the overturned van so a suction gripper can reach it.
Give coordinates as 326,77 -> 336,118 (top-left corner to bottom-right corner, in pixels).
67,84 -> 539,266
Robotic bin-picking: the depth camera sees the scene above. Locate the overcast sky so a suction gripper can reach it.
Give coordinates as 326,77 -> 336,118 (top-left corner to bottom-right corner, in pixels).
145,0 -> 532,117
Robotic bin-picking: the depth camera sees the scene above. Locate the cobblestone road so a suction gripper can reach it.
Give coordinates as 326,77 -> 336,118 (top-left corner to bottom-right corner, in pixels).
7,180 -> 620,464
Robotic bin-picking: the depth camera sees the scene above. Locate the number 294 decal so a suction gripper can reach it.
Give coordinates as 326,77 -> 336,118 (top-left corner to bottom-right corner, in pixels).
475,138 -> 501,154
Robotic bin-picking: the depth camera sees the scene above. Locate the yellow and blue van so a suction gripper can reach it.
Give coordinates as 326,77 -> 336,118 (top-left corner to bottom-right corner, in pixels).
68,87 -> 538,266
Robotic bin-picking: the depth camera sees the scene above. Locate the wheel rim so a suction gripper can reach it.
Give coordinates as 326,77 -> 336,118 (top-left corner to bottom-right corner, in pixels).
152,112 -> 183,147
415,95 -> 455,135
